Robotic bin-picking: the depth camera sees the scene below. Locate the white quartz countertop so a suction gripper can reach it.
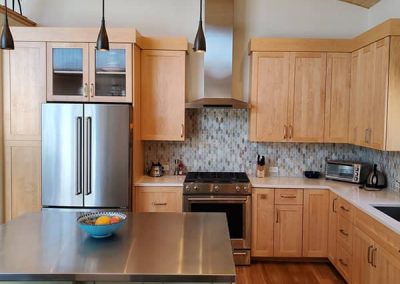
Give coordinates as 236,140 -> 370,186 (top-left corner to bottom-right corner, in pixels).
135,175 -> 400,235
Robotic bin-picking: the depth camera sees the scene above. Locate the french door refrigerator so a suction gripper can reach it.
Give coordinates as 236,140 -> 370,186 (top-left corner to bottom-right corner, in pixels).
42,103 -> 131,210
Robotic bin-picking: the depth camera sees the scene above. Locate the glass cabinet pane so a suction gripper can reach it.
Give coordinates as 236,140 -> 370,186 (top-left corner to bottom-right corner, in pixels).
52,48 -> 84,96
95,49 -> 127,97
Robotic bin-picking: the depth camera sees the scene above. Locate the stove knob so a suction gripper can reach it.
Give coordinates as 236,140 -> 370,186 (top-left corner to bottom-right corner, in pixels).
236,186 -> 241,192
185,185 -> 191,192
194,185 -> 199,191
244,186 -> 248,193
214,185 -> 220,192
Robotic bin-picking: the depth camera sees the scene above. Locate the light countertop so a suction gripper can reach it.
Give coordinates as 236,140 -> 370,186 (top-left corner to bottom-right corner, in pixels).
135,175 -> 400,235
0,212 -> 235,282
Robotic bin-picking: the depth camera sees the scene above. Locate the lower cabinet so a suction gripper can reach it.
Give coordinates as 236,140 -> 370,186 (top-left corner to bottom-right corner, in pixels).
328,192 -> 339,264
135,186 -> 183,213
352,227 -> 375,284
274,204 -> 303,257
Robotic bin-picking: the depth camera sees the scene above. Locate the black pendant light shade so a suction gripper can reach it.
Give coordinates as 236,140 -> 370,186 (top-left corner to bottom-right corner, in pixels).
193,0 -> 206,52
96,0 -> 109,51
1,0 -> 15,50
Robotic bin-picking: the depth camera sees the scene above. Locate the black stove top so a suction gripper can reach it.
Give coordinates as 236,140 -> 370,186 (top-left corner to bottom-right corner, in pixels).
185,172 -> 250,183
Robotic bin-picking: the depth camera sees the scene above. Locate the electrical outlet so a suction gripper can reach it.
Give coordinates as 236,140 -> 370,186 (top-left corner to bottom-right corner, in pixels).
162,164 -> 170,172
269,166 -> 279,177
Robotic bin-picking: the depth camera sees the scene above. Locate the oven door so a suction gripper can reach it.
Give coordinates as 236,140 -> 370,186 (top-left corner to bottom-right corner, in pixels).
183,195 -> 251,250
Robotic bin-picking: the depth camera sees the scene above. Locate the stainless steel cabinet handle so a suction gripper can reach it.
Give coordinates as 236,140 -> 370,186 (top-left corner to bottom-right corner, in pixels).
339,258 -> 348,267
76,117 -> 83,195
83,83 -> 88,97
233,252 -> 248,256
280,195 -> 297,199
368,245 -> 373,264
372,247 -> 377,268
339,229 -> 349,237
187,197 -> 248,202
86,117 -> 92,196
340,205 -> 350,212
276,209 -> 280,223
288,125 -> 293,139
152,202 -> 167,206
333,197 -> 338,213
90,83 -> 95,98
181,124 -> 184,138
284,125 -> 288,139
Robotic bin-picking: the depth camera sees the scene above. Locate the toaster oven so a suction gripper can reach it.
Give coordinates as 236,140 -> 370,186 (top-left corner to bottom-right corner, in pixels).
325,160 -> 372,184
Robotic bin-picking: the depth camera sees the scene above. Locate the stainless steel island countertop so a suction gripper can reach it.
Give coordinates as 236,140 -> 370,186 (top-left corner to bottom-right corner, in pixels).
0,212 -> 236,283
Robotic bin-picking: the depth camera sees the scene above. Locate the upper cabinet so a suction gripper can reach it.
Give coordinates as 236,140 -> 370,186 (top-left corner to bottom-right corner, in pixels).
47,42 -> 132,103
249,52 -> 327,143
140,50 -> 186,141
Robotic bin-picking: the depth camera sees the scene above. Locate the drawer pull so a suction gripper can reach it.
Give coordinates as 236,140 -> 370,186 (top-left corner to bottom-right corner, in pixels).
152,202 -> 167,206
368,245 -> 373,264
276,209 -> 280,223
372,247 -> 377,268
339,229 -> 349,237
339,258 -> 348,267
280,195 -> 297,199
333,197 -> 338,213
340,205 -> 350,212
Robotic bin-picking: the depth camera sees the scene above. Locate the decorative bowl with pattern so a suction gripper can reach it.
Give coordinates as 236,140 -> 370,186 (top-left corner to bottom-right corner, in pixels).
77,212 -> 127,238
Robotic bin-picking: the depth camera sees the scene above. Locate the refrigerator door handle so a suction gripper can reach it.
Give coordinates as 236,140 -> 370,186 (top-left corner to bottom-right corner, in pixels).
86,117 -> 92,196
76,117 -> 83,195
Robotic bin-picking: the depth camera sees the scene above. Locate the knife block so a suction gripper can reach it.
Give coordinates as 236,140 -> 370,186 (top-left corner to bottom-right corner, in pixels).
256,165 -> 266,178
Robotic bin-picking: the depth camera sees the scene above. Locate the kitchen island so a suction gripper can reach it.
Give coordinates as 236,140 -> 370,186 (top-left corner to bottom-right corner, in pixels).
0,212 -> 235,283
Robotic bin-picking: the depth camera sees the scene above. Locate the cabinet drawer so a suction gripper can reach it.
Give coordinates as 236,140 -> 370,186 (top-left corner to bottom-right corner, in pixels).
337,215 -> 353,251
275,189 -> 303,205
336,244 -> 352,283
337,198 -> 353,221
135,187 -> 182,213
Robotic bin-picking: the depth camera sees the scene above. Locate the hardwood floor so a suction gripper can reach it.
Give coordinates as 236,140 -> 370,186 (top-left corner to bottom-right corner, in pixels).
236,261 -> 346,284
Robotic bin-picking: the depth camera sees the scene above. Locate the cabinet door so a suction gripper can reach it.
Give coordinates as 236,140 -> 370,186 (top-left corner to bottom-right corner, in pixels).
325,53 -> 351,143
251,188 -> 274,257
288,52 -> 327,142
352,227 -> 374,284
4,142 -> 41,222
274,205 -> 303,257
3,42 -> 46,141
373,242 -> 400,284
89,43 -> 132,103
303,189 -> 329,257
141,50 -> 185,141
328,192 -> 338,264
135,187 -> 183,213
369,38 -> 389,150
47,42 -> 89,102
249,52 -> 290,142
349,50 -> 362,145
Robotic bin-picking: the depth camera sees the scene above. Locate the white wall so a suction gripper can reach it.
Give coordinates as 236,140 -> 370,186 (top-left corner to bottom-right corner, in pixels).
21,0 -> 368,101
367,0 -> 400,28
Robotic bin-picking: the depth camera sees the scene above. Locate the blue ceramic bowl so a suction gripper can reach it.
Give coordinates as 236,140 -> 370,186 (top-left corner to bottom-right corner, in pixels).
77,212 -> 127,238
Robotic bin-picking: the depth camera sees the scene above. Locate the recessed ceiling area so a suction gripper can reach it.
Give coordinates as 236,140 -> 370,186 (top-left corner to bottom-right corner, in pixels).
339,0 -> 380,8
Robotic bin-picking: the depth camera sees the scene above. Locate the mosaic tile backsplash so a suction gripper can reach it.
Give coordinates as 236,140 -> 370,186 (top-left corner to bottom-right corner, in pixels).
144,109 -> 400,193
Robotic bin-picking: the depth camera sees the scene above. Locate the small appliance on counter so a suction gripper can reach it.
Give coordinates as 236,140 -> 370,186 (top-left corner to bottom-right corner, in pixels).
148,162 -> 164,177
325,160 -> 372,184
364,164 -> 387,191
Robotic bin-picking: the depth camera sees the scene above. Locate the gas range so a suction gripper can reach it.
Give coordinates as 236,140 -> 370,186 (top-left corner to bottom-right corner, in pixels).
183,172 -> 251,195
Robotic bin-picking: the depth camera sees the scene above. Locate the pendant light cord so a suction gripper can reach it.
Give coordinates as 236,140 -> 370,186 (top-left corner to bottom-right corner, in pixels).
199,0 -> 202,22
102,0 -> 105,21
5,0 -> 8,22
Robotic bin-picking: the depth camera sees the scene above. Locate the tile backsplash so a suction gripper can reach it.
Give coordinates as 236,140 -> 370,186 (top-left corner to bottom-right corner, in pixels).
144,109 -> 400,192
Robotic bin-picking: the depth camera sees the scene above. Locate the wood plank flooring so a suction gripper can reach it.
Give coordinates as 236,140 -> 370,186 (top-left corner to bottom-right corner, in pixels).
236,261 -> 346,284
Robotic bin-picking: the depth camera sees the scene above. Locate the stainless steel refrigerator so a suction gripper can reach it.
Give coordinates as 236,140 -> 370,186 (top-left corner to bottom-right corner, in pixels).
42,103 -> 131,210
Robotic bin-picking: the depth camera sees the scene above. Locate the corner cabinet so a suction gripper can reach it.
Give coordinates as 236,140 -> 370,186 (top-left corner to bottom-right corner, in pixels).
140,50 -> 186,141
47,42 -> 132,103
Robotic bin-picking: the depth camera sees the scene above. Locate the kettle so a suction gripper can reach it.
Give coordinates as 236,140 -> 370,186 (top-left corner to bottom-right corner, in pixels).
149,162 -> 164,177
365,164 -> 387,190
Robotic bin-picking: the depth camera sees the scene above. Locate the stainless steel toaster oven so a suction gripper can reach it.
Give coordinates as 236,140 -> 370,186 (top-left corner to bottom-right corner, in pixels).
325,160 -> 372,184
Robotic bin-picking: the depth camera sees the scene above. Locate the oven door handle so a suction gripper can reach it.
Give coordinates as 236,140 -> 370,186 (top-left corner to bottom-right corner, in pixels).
187,197 -> 249,202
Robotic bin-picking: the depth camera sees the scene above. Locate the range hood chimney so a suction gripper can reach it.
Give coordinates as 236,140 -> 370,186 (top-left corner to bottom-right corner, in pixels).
186,0 -> 249,109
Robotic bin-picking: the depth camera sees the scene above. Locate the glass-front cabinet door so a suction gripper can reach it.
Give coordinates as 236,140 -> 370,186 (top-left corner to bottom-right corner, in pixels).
47,43 -> 89,102
89,43 -> 132,103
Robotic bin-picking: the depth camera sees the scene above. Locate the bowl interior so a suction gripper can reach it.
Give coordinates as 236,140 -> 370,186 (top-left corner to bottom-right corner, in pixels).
77,212 -> 127,226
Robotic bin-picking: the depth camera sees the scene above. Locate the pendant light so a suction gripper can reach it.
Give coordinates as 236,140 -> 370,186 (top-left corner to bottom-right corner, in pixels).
193,0 -> 206,52
1,0 -> 15,50
96,0 -> 109,51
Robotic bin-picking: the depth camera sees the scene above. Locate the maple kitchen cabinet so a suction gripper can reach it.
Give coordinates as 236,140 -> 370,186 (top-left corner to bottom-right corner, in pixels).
249,52 -> 327,143
47,42 -> 132,103
328,192 -> 339,265
302,189 -> 329,257
251,188 -> 275,257
140,50 -> 186,141
135,186 -> 183,213
2,42 -> 46,221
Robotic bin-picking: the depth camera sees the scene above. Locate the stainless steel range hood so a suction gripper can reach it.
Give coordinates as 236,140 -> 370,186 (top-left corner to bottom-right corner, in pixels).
186,0 -> 249,109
